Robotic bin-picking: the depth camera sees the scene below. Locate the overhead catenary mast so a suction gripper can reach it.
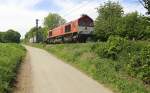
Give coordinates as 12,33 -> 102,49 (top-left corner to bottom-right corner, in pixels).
36,19 -> 39,43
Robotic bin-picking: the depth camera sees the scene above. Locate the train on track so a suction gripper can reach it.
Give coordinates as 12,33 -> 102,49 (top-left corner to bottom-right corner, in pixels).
46,15 -> 94,43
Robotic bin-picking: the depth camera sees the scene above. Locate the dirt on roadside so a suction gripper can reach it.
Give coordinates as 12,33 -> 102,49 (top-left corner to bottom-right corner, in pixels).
13,52 -> 33,93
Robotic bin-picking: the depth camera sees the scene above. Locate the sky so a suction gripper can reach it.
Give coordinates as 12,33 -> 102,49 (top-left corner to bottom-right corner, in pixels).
0,0 -> 147,38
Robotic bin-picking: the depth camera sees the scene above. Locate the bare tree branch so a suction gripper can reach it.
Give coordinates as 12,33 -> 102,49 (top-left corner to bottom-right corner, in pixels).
139,0 -> 150,14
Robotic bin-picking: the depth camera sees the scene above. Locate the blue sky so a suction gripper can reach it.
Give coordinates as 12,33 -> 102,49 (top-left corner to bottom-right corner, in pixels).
0,0 -> 147,38
34,0 -> 60,11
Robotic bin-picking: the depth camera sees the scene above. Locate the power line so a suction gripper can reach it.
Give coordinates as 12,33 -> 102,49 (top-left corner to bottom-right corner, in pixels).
61,0 -> 91,16
62,0 -> 96,18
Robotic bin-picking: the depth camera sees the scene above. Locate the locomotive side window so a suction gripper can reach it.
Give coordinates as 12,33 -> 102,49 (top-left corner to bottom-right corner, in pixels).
49,31 -> 52,36
65,25 -> 71,32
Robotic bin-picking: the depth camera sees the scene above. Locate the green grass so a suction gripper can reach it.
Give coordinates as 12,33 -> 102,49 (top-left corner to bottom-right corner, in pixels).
29,42 -> 150,93
0,43 -> 26,93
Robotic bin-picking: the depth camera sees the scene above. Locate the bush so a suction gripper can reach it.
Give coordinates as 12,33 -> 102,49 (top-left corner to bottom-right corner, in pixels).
92,36 -> 128,60
92,37 -> 150,85
127,45 -> 150,84
143,26 -> 150,40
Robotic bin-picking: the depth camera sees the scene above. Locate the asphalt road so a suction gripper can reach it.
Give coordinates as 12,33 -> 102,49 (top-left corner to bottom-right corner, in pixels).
14,45 -> 113,93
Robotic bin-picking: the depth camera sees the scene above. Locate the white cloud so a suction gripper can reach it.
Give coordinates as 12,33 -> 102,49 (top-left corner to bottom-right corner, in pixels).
0,0 -> 41,8
0,0 -> 48,38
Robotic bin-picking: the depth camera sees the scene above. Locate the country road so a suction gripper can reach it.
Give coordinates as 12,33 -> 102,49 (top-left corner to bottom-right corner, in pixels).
14,45 -> 113,93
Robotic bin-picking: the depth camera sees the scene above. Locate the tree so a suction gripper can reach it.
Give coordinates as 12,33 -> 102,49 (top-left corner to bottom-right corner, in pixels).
36,27 -> 47,42
117,12 -> 150,40
25,27 -> 47,43
0,29 -> 21,43
144,26 -> 150,39
4,29 -> 21,43
124,12 -> 146,40
25,27 -> 37,43
0,32 -> 4,42
139,0 -> 150,14
94,1 -> 124,41
44,13 -> 66,30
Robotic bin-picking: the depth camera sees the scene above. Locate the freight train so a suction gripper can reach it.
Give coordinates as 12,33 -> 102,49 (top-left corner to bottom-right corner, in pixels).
47,15 -> 94,43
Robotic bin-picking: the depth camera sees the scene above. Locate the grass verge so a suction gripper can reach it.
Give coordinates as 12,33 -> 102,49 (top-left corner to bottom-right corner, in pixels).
0,43 -> 26,93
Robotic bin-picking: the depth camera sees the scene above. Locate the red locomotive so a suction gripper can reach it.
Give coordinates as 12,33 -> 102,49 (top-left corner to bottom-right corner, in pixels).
47,15 -> 94,43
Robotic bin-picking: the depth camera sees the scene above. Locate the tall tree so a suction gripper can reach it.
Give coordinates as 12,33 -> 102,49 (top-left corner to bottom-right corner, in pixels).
94,1 -> 124,41
3,29 -> 21,43
0,32 -> 4,42
117,12 -> 150,40
44,13 -> 66,30
25,27 -> 48,43
124,12 -> 148,40
139,0 -> 150,14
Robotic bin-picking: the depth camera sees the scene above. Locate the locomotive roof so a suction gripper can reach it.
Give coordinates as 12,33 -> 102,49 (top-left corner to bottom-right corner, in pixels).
68,15 -> 93,24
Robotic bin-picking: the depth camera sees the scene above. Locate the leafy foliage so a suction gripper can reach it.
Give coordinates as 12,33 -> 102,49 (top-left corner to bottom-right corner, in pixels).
127,45 -> 150,84
92,36 -> 128,60
91,36 -> 150,85
0,43 -> 26,93
144,26 -> 150,39
117,12 -> 150,40
0,32 -> 4,42
44,13 -> 66,30
94,1 -> 150,41
0,29 -> 21,43
94,1 -> 124,41
25,27 -> 47,43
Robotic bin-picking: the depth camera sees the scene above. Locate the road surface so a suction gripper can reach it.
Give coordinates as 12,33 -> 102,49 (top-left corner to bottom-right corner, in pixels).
14,45 -> 113,93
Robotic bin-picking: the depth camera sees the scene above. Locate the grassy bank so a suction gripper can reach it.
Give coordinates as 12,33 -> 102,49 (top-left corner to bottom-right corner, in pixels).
0,43 -> 26,93
29,40 -> 150,93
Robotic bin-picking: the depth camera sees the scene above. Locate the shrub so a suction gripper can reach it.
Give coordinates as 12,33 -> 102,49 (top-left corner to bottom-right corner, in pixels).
92,36 -> 128,60
127,45 -> 150,84
143,26 -> 150,40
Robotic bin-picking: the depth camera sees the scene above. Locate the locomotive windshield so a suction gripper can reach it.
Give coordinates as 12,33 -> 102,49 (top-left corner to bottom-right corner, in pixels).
78,17 -> 94,27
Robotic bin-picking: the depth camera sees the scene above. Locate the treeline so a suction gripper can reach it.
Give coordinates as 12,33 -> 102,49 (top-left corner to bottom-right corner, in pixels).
0,29 -> 21,43
94,1 -> 150,41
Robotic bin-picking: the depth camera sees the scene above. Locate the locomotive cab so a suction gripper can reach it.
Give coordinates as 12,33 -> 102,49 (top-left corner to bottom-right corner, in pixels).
77,15 -> 94,42
78,15 -> 94,35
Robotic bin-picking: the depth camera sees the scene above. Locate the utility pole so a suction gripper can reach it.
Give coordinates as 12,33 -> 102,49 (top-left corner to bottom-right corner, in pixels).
36,19 -> 39,43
